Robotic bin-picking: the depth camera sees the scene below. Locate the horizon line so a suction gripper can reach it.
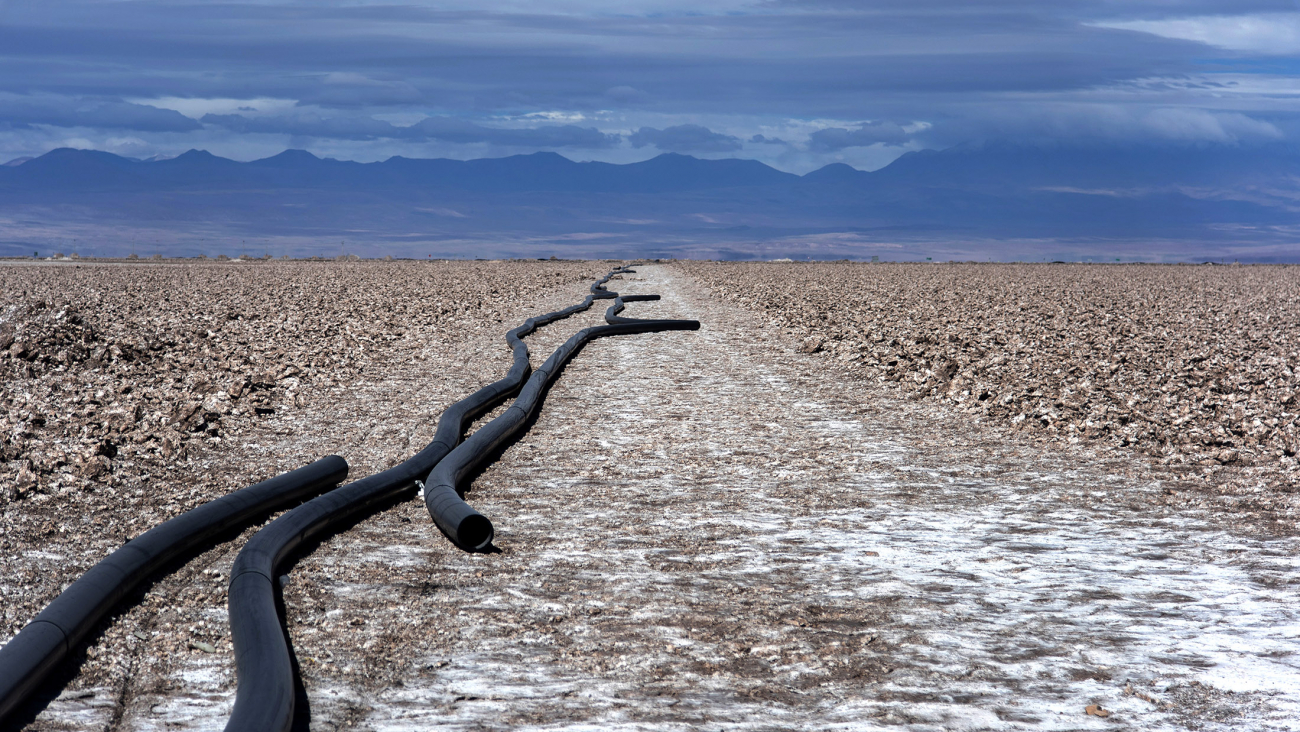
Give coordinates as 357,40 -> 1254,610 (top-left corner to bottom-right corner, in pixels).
6,146 -> 879,176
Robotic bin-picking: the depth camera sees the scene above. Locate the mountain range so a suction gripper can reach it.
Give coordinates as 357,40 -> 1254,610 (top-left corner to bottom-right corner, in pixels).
1,144 -> 1297,261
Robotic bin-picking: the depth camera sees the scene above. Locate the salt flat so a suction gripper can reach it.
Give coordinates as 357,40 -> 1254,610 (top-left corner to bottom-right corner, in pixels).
5,263 -> 1297,731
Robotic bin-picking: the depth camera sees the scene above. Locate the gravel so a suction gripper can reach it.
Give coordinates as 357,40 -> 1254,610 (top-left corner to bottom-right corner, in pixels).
0,259 -> 602,678
3,260 -> 1298,731
677,261 -> 1300,532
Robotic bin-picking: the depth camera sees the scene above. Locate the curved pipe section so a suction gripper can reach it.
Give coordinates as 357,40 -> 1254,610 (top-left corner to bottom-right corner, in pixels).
417,267 -> 629,550
220,271 -> 633,732
425,270 -> 699,551
226,455 -> 438,732
604,293 -> 699,331
0,456 -> 348,725
225,397 -> 508,732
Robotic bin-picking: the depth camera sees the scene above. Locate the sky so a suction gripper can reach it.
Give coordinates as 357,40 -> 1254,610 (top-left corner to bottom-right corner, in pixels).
1,0 -> 1298,173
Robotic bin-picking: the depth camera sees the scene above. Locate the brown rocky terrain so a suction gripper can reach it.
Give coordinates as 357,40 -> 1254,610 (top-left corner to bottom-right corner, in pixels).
2,260 -> 1298,731
677,261 -> 1300,531
0,259 -> 600,648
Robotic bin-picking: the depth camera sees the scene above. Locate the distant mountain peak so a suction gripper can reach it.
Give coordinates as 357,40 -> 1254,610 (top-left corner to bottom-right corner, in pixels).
173,149 -> 219,160
3,156 -> 33,167
42,147 -> 101,158
253,148 -> 321,165
803,162 -> 865,180
22,147 -> 140,168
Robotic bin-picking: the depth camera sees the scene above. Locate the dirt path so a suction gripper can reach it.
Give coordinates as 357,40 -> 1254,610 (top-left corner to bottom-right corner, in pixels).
30,265 -> 1300,731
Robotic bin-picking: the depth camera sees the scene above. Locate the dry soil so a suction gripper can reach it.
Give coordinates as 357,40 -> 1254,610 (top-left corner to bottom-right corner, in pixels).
2,260 -> 1298,732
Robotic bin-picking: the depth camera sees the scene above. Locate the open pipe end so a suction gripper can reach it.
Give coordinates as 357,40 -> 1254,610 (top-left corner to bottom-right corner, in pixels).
457,514 -> 495,552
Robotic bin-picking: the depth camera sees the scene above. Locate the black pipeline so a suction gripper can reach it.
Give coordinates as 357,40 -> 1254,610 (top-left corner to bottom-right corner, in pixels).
220,271 -> 634,732
605,293 -> 677,326
0,456 -> 348,726
223,368 -> 519,732
422,267 -> 628,548
425,270 -> 700,551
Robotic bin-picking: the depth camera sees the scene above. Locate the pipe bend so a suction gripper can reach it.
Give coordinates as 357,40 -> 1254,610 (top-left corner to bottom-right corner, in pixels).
0,455 -> 348,726
424,269 -> 699,552
223,269 -> 632,731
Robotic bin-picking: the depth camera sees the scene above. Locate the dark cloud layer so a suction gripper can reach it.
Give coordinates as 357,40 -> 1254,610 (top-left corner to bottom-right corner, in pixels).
0,14 -> 1207,112
201,112 -> 619,148
808,122 -> 912,150
0,95 -> 200,132
404,117 -> 620,148
201,112 -> 396,140
628,125 -> 744,153
0,1 -> 1294,166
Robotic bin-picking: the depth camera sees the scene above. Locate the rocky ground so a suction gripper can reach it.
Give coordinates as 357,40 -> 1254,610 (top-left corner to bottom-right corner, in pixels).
0,259 -> 600,659
2,260 -> 1298,731
679,261 -> 1300,532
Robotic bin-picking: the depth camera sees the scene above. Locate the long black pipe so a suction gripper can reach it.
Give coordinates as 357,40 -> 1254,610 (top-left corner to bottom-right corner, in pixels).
224,381 -> 513,732
0,456 -> 349,725
220,269 -> 638,732
419,266 -> 629,548
605,293 -> 680,326
424,271 -> 700,551
0,266 -> 674,730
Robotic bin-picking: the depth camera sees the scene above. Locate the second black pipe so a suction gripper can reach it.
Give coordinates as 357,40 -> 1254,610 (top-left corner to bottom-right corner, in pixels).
220,268 -> 637,732
425,272 -> 699,550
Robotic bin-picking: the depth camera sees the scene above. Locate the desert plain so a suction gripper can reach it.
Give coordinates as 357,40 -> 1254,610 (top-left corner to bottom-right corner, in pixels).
1,258 -> 1298,731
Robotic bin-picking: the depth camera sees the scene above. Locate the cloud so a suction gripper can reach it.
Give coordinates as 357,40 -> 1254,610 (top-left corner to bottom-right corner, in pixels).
0,1 -> 1295,167
202,111 -> 399,140
80,101 -> 203,131
1138,108 -> 1283,143
100,135 -> 155,157
402,116 -> 619,148
135,97 -> 298,118
922,105 -> 1285,147
604,85 -> 649,104
4,2 -> 1209,116
300,73 -> 423,107
202,111 -> 620,148
768,0 -> 1300,18
1094,13 -> 1300,55
628,124 -> 742,152
807,121 -> 912,150
0,94 -> 201,132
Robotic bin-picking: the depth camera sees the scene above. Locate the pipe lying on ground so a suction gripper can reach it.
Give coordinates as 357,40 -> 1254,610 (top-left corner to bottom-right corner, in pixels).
425,271 -> 699,551
226,457 -> 438,732
422,266 -> 636,549
224,384 -> 511,732
589,268 -> 626,299
604,293 -> 680,326
221,271 -> 636,732
420,277 -> 623,550
0,456 -> 348,726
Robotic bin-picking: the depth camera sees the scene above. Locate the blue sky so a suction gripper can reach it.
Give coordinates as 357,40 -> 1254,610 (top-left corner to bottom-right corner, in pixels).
1,0 -> 1298,172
